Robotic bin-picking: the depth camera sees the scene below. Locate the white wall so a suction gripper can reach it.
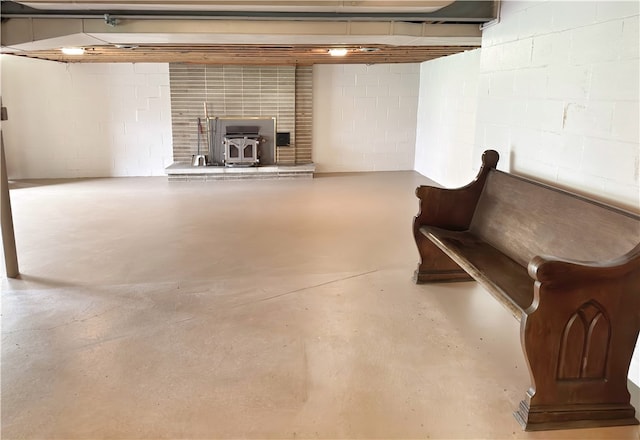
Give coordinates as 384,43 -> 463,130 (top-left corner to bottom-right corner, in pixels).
1,56 -> 172,179
3,58 -> 420,177
313,63 -> 419,172
413,0 -> 639,386
415,2 -> 640,212
476,0 -> 640,212
414,49 -> 481,187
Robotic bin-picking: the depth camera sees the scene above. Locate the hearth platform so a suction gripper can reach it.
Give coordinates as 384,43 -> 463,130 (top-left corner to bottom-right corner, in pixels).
166,163 -> 315,181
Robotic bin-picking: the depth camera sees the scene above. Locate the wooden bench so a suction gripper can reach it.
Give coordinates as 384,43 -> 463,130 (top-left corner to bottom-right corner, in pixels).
413,150 -> 640,431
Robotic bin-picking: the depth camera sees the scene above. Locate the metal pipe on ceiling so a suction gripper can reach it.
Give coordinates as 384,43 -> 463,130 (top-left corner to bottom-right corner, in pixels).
0,1 -> 496,23
0,12 -> 494,23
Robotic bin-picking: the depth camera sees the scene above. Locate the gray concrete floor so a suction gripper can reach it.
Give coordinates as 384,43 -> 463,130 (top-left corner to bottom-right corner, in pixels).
2,172 -> 639,439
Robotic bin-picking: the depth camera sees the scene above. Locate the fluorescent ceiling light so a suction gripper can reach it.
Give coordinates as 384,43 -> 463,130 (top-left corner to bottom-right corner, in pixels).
61,47 -> 85,55
328,48 -> 348,57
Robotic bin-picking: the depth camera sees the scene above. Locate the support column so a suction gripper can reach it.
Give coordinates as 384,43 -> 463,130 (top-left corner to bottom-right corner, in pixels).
1,132 -> 19,278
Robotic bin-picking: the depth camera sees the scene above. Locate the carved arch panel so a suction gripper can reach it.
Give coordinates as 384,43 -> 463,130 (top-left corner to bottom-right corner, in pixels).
557,301 -> 610,380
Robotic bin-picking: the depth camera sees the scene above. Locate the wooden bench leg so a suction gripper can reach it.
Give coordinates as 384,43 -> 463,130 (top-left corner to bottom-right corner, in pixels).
413,231 -> 472,283
515,281 -> 640,431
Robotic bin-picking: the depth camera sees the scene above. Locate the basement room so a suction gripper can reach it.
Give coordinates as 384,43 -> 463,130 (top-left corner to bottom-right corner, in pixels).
1,0 -> 639,438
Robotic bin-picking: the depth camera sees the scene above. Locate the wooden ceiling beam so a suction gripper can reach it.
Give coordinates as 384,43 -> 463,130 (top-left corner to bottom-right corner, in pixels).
6,44 -> 478,64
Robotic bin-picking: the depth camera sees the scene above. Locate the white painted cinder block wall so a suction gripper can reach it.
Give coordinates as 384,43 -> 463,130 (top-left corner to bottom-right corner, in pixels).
1,56 -> 173,179
478,0 -> 639,212
414,0 -> 639,385
414,49 -> 481,187
2,58 -> 419,177
312,63 -> 420,172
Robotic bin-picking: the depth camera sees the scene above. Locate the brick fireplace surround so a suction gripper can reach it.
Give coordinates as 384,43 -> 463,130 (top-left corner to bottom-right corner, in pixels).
166,64 -> 314,180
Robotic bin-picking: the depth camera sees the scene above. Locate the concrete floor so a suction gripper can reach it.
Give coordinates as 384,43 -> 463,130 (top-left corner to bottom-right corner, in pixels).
2,172 -> 639,439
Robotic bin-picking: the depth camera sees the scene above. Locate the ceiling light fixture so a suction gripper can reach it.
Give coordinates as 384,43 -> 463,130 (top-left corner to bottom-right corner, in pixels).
328,48 -> 349,57
61,47 -> 85,55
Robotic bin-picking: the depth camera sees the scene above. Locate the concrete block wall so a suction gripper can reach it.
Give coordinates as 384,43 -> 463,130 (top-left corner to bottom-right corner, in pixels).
2,57 -> 417,177
477,0 -> 640,212
414,49 -> 481,187
1,56 -> 172,179
312,63 -> 420,172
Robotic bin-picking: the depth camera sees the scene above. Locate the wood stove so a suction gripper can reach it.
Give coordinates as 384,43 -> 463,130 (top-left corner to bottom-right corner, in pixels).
223,125 -> 261,167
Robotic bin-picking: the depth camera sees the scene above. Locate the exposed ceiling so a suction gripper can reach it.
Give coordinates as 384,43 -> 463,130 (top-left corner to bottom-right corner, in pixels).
1,1 -> 496,64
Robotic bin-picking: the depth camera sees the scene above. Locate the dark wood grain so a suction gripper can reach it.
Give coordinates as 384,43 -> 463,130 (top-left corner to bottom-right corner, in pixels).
413,150 -> 498,282
469,170 -> 639,266
421,226 -> 532,319
412,149 -> 640,431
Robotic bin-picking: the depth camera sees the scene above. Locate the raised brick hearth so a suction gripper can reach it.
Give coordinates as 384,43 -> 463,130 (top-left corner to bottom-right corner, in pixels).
166,163 -> 315,181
